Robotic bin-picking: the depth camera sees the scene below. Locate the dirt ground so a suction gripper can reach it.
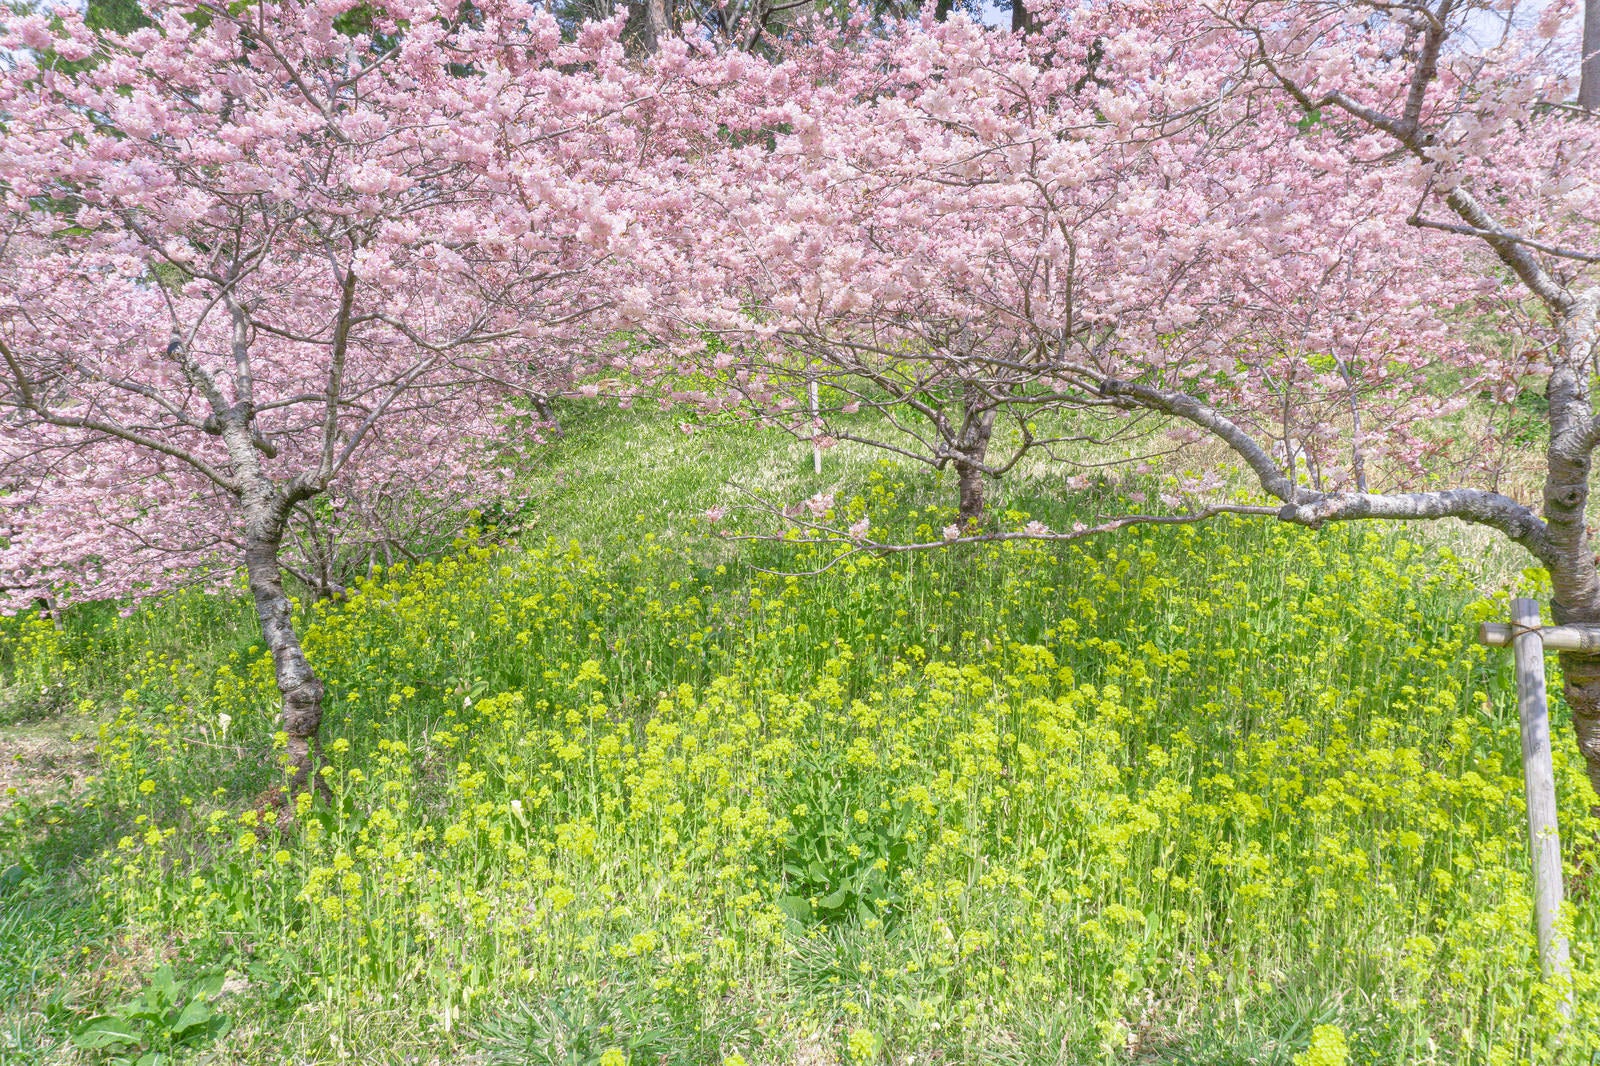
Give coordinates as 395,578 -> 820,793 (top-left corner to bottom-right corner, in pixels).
0,713 -> 96,816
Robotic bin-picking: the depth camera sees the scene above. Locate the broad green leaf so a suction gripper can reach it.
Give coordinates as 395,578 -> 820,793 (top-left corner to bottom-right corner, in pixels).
171,996 -> 215,1037
818,887 -> 850,910
775,895 -> 812,923
148,964 -> 178,1002
71,1016 -> 141,1050
192,970 -> 226,999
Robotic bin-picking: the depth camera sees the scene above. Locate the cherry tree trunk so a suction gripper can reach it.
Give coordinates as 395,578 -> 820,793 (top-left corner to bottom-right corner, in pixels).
532,394 -> 564,438
244,514 -> 326,800
36,595 -> 63,633
956,461 -> 987,522
1539,284 -> 1600,805
641,0 -> 670,52
952,387 -> 998,522
1554,638 -> 1600,805
1545,442 -> 1600,804
1012,0 -> 1033,34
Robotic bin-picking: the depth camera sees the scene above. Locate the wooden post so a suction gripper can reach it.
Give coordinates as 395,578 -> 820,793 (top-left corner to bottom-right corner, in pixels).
1480,620 -> 1600,652
808,380 -> 822,475
1505,598 -> 1573,1010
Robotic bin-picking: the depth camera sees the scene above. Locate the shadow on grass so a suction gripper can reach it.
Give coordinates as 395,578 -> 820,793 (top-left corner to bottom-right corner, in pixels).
0,790 -> 117,1064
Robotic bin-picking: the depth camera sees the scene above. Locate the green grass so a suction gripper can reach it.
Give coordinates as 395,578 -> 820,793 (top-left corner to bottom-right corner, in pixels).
1,405 -> 1596,1065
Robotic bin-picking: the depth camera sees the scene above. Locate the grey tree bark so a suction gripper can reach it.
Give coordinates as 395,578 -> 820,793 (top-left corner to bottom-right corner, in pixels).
955,460 -> 986,521
641,0 -> 670,52
245,505 -> 325,795
207,367 -> 328,796
951,388 -> 998,522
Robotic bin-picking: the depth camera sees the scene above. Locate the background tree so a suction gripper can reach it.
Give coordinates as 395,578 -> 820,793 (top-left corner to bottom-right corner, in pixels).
683,15 -> 1180,522
680,12 -> 1468,524
83,0 -> 151,34
672,3 -> 1600,797
566,0 -> 821,55
0,0 -> 662,795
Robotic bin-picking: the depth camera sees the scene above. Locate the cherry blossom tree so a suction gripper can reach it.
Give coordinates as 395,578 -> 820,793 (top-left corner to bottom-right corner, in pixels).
681,12 -> 1477,520
689,17 -> 1126,523
1181,0 -> 1596,796
672,4 -> 1600,793
0,0 -> 665,794
559,0 -> 821,56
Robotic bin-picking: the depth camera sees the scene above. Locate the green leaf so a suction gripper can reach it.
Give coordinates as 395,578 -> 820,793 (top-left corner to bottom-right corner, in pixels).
818,887 -> 850,910
170,996 -> 214,1037
191,970 -> 226,999
124,1005 -> 167,1025
775,895 -> 813,923
148,964 -> 178,1002
85,0 -> 153,33
71,1016 -> 142,1050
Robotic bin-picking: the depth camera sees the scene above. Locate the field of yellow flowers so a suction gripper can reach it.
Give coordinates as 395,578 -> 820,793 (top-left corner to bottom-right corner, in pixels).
2,411 -> 1597,1065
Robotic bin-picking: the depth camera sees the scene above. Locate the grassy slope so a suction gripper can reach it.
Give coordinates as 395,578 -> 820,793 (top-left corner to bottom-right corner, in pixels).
0,406 -> 820,1063
1,404 -> 1596,1066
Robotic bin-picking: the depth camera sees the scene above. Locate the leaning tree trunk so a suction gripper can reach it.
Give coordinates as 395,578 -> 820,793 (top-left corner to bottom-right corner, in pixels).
1551,553 -> 1600,805
243,503 -> 326,800
1555,649 -> 1600,804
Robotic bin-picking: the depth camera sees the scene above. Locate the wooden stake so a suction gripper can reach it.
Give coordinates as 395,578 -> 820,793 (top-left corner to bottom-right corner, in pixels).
808,380 -> 822,475
1506,598 -> 1573,1011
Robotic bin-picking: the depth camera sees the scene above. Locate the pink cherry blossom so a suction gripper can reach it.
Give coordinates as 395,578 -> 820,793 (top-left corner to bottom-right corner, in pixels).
0,0 -> 694,791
